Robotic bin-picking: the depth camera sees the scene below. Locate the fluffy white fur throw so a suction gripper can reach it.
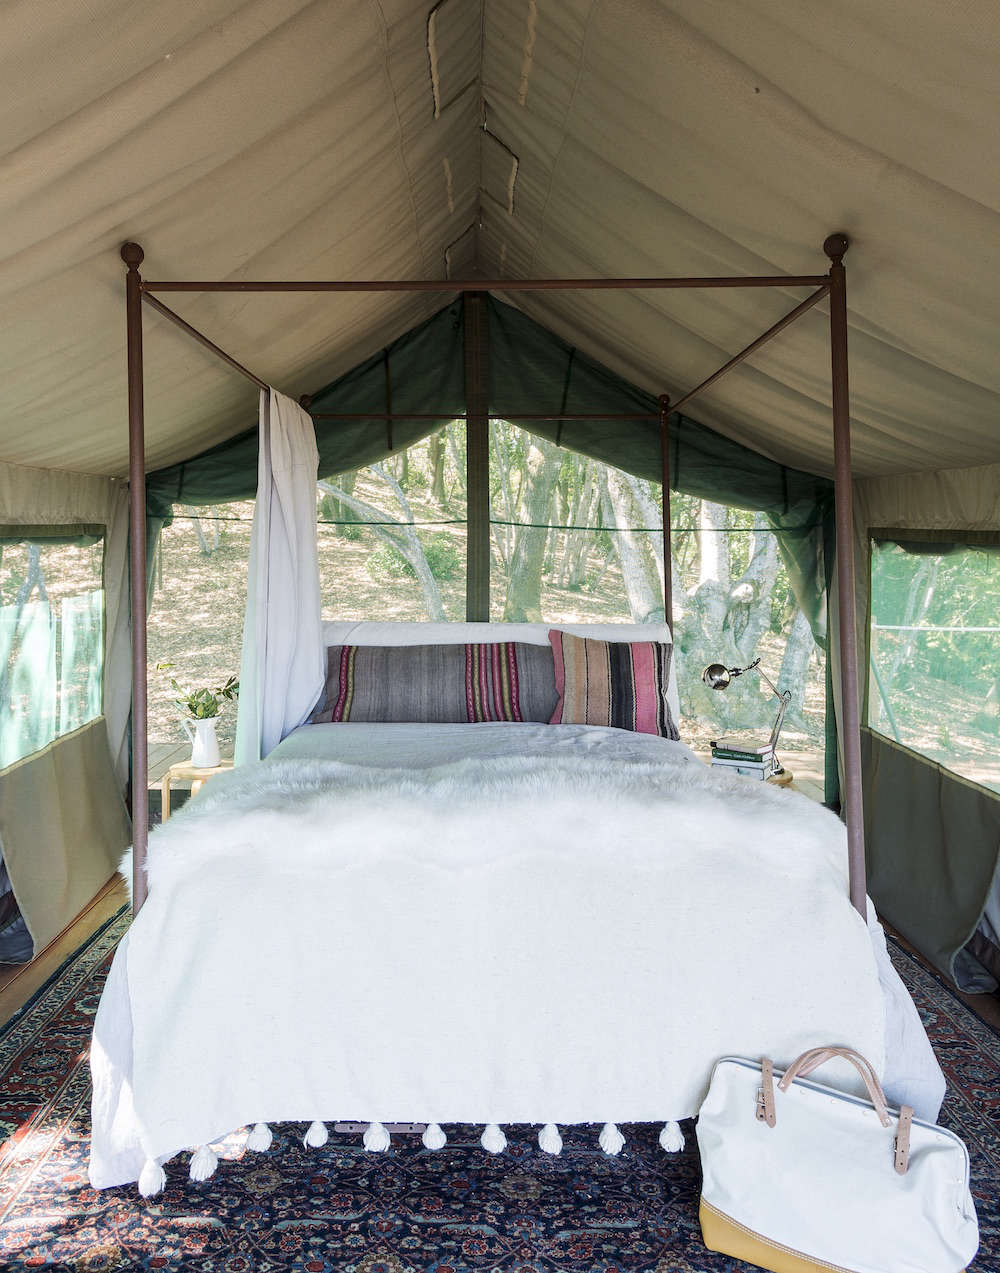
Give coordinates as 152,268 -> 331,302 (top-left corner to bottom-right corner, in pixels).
91,747 -> 886,1188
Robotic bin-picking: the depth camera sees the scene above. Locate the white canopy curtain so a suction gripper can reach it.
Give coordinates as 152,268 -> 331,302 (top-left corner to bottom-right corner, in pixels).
235,389 -> 325,765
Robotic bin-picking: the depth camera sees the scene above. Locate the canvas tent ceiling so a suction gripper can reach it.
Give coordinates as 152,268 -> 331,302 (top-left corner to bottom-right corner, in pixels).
2,0 -> 999,479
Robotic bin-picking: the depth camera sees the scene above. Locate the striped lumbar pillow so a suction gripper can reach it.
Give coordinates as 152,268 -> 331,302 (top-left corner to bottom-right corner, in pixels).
311,642 -> 559,724
548,631 -> 679,738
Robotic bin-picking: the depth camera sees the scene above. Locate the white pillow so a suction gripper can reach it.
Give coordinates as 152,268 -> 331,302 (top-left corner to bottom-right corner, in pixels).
321,620 -> 681,723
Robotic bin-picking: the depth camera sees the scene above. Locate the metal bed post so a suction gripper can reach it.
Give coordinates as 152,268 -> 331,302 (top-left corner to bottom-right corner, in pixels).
125,237 -> 863,913
463,292 -> 490,622
122,242 -> 149,914
658,395 -> 673,632
825,233 -> 867,916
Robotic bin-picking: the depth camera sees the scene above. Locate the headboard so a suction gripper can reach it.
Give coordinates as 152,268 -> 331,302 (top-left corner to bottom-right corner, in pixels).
320,620 -> 681,725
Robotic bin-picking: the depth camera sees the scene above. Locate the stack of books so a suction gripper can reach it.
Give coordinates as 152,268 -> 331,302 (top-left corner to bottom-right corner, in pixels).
710,736 -> 774,780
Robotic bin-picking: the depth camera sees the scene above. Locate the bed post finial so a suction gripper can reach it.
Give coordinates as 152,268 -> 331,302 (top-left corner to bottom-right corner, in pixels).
825,229 -> 867,917
121,241 -> 145,270
122,238 -> 149,914
823,233 -> 850,264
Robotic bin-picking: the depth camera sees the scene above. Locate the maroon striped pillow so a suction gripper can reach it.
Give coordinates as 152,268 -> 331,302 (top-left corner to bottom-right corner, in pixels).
548,631 -> 679,738
310,642 -> 559,724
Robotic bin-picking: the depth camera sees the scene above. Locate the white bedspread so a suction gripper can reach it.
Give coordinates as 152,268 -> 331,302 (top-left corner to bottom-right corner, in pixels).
90,725 -> 940,1189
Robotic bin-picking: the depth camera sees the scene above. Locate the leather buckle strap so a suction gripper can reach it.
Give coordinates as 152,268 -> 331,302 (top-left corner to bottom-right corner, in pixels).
894,1105 -> 913,1175
756,1057 -> 776,1127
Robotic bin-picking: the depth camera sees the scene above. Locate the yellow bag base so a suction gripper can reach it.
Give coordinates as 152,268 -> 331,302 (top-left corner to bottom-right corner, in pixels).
699,1198 -> 858,1273
699,1199 -> 970,1273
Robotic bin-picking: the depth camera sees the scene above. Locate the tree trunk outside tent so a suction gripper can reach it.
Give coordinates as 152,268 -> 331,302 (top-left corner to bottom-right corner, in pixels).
779,608 -> 816,728
502,434 -> 562,622
429,432 -> 447,504
729,513 -> 779,662
602,471 -> 662,624
317,476 -> 447,621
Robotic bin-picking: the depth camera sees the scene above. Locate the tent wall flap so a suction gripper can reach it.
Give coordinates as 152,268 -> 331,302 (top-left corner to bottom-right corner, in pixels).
0,455 -> 131,953
0,457 -> 132,785
0,719 -> 129,955
852,463 -> 1000,983
145,301 -> 467,521
862,729 -> 999,989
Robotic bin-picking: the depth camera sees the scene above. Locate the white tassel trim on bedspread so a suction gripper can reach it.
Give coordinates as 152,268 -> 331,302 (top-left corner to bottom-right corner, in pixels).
133,1117 -> 688,1192
303,1120 -> 328,1148
246,1122 -> 272,1151
599,1122 -> 625,1155
538,1123 -> 563,1155
480,1123 -> 507,1154
138,1158 -> 166,1197
189,1145 -> 218,1182
422,1123 -> 447,1150
659,1120 -> 685,1152
363,1121 -> 391,1152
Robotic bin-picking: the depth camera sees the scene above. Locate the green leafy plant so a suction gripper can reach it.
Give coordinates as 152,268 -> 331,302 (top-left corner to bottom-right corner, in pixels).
156,663 -> 238,719
366,533 -> 463,583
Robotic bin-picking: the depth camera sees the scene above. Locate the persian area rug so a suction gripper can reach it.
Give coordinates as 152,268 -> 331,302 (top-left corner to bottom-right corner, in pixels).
0,912 -> 997,1272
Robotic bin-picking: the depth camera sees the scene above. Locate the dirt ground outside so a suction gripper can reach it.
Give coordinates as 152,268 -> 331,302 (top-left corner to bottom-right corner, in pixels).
146,487 -> 829,764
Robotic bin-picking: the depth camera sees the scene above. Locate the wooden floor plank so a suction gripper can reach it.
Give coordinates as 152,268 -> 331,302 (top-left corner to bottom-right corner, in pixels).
148,742 -> 189,786
0,874 -> 128,1027
883,921 -> 1000,1032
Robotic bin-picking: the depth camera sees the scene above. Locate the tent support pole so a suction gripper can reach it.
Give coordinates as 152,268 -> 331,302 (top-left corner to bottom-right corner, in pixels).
142,293 -> 267,391
825,233 -> 866,917
463,292 -> 490,622
143,274 -> 829,293
122,243 -> 149,915
127,238 -> 861,914
658,395 -> 673,631
670,285 -> 830,416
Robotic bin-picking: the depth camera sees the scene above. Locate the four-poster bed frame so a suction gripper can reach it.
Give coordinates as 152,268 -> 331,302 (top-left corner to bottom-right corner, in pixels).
120,235 -> 864,919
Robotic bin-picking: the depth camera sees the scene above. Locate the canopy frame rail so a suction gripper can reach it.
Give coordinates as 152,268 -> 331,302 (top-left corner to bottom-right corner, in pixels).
122,234 -> 863,918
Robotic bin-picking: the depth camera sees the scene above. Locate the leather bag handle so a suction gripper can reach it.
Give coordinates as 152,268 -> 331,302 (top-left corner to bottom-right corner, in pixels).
778,1045 -> 890,1125
758,1046 -> 914,1173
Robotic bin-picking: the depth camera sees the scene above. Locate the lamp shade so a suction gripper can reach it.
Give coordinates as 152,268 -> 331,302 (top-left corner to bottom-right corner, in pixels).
702,663 -> 732,690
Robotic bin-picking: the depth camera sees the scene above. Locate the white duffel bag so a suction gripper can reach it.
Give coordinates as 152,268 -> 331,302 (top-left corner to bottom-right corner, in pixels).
697,1045 -> 979,1273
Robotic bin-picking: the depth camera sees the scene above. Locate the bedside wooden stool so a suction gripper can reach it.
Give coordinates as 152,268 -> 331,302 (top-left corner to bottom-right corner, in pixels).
162,758 -> 234,820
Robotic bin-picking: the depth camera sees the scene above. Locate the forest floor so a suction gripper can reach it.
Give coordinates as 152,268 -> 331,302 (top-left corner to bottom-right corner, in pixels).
10,484 -> 993,793
146,496 -> 1000,795
142,478 -> 997,794
147,488 -> 830,762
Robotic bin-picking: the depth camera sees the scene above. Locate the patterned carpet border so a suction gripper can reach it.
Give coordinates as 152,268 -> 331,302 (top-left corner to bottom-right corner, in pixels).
0,910 -> 996,1271
0,904 -> 129,1046
886,933 -> 1000,1042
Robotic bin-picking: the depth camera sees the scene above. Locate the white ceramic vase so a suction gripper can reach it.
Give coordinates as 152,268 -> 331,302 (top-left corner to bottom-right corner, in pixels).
183,717 -> 221,769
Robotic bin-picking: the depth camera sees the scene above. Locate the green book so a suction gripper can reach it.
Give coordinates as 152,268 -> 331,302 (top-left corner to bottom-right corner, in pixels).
711,736 -> 774,763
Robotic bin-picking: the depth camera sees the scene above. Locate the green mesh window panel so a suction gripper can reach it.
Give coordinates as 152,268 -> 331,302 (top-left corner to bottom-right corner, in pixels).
676,501 -> 826,774
489,423 -> 655,626
317,423 -> 467,623
147,425 -> 470,752
869,539 -> 999,793
147,505 -> 249,754
0,538 -> 104,769
489,424 -> 825,770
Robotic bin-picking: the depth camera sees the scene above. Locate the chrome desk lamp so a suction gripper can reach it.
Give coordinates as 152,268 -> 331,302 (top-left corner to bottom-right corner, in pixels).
701,657 -> 792,777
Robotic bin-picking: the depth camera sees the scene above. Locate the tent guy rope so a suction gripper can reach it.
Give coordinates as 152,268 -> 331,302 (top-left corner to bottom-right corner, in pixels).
120,234 -> 865,917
